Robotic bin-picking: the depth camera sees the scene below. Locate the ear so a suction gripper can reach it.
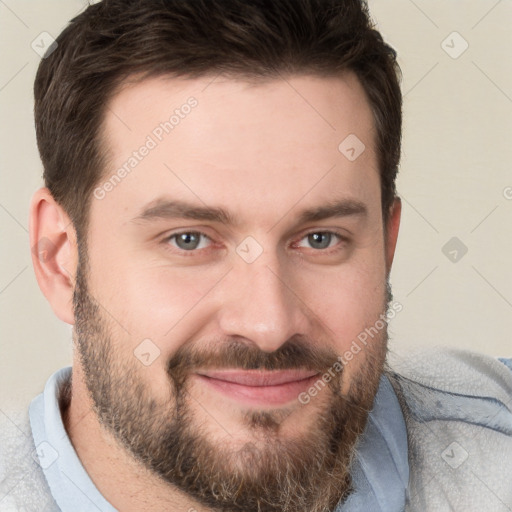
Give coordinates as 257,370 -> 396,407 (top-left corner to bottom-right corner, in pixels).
384,197 -> 401,274
29,187 -> 78,325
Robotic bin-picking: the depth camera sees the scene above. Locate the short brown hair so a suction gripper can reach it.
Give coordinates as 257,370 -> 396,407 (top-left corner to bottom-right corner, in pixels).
34,0 -> 402,240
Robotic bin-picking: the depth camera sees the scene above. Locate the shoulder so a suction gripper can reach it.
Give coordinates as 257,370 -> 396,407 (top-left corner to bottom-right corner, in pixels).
385,347 -> 512,511
389,346 -> 511,397
0,404 -> 59,511
387,346 -> 512,394
385,346 -> 512,435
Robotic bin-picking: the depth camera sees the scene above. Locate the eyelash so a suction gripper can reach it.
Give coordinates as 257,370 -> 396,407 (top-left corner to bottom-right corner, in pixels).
161,229 -> 349,256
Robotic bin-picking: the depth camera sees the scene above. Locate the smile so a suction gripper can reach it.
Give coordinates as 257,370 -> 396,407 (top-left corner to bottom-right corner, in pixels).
194,369 -> 321,406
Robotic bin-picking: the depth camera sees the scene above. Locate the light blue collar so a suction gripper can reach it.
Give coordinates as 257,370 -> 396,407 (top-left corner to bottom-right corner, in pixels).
30,367 -> 408,511
337,374 -> 409,511
29,366 -> 116,512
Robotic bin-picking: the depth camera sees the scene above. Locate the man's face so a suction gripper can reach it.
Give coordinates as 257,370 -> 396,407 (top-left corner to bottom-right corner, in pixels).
74,73 -> 392,511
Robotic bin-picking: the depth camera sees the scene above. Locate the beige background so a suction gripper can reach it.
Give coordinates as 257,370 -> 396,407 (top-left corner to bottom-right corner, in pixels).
1,0 -> 511,413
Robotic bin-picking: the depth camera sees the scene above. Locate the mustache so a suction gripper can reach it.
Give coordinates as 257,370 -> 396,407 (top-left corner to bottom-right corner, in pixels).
167,335 -> 341,388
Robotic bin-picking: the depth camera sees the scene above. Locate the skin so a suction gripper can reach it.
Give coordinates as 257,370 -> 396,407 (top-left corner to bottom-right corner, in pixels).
30,72 -> 401,511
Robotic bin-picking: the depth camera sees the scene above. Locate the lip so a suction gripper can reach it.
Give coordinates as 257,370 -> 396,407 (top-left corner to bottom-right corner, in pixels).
195,369 -> 321,406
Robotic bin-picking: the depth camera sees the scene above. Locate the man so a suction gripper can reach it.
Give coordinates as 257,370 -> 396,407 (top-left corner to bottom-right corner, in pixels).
1,0 -> 511,511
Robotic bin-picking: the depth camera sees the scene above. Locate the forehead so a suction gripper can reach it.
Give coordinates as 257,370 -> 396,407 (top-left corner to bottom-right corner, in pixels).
96,72 -> 380,228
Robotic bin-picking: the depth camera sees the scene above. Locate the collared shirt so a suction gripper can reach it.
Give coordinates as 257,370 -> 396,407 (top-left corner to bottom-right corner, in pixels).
28,366 -> 409,512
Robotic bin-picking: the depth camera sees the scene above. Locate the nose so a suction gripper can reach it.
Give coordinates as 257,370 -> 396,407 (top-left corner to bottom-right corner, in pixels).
217,254 -> 310,353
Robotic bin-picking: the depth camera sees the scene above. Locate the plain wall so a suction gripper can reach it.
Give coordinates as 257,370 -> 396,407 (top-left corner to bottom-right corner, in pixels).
1,0 -> 511,413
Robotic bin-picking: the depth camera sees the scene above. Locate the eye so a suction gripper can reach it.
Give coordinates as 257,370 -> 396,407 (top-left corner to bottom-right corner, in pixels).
165,231 -> 212,252
295,231 -> 347,251
162,229 -> 348,256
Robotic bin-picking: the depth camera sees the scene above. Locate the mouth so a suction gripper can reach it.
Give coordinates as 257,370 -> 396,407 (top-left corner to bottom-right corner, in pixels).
194,369 -> 321,406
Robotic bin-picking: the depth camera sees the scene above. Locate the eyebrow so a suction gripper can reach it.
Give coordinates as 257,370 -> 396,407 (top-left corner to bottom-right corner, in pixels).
132,197 -> 367,227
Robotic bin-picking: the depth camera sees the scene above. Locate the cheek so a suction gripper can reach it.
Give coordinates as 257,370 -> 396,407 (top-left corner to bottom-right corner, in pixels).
297,255 -> 387,349
90,261 -> 227,345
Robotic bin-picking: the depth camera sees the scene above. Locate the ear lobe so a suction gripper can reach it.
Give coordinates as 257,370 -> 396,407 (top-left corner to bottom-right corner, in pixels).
385,197 -> 401,274
29,187 -> 78,325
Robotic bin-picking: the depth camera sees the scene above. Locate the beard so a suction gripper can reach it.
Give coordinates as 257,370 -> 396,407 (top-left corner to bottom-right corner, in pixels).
72,255 -> 390,512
